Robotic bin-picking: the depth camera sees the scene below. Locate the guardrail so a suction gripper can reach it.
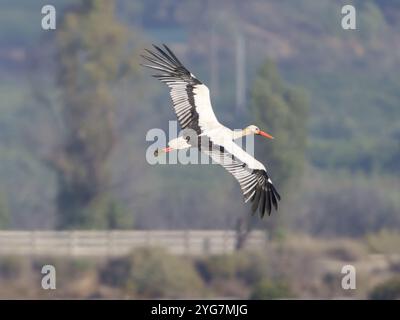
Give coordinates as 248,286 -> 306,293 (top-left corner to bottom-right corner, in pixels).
0,230 -> 266,257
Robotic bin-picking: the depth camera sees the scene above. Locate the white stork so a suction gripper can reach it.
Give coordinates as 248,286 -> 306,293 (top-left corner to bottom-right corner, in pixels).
141,45 -> 281,217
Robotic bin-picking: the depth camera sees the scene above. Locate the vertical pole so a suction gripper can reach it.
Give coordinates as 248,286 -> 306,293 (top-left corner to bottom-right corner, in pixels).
184,230 -> 190,255
208,0 -> 218,97
210,27 -> 218,97
236,32 -> 246,114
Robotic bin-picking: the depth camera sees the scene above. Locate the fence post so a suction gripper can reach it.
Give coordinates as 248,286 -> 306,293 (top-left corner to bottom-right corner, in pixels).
31,231 -> 37,257
107,231 -> 112,257
203,235 -> 210,256
69,231 -> 77,257
146,230 -> 151,247
223,231 -> 227,254
184,230 -> 190,255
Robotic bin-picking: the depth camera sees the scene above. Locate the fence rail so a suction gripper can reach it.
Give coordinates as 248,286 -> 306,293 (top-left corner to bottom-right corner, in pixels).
0,230 -> 266,257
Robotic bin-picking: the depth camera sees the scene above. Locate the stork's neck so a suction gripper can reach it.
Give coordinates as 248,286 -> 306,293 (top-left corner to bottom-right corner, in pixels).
232,129 -> 247,140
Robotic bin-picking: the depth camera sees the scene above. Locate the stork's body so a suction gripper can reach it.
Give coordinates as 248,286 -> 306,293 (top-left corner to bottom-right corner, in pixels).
142,45 -> 280,217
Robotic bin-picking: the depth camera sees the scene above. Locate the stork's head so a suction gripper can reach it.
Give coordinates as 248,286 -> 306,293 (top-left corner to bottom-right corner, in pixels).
245,125 -> 274,139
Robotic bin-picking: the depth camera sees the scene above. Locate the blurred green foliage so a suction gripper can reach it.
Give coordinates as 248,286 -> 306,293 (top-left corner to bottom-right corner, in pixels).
53,0 -> 135,229
366,230 -> 400,254
100,247 -> 204,298
0,193 -> 10,229
0,0 -> 398,234
251,60 -> 309,190
250,279 -> 294,300
0,256 -> 22,279
368,276 -> 400,300
0,237 -> 397,299
293,170 -> 400,237
0,1 -> 62,46
196,251 -> 268,286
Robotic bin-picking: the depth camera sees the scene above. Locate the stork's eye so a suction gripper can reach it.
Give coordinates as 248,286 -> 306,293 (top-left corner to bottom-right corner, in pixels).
185,136 -> 190,142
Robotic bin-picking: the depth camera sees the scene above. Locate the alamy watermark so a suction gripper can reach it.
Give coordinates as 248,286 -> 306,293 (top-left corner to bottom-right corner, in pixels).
145,121 -> 256,165
40,4 -> 356,31
41,264 -> 56,290
341,264 -> 356,290
41,5 -> 56,30
341,5 -> 356,30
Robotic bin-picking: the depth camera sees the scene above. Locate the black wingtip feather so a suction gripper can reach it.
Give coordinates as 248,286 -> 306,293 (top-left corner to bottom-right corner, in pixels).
251,187 -> 262,213
270,186 -> 278,211
141,45 -> 202,86
271,183 -> 281,201
144,48 -> 175,70
153,44 -> 178,66
259,189 -> 266,218
248,170 -> 281,218
163,44 -> 183,65
266,188 -> 272,216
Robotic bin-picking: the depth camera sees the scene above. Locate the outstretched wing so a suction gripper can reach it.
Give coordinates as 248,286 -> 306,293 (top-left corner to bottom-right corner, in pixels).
141,45 -> 221,134
202,140 -> 281,217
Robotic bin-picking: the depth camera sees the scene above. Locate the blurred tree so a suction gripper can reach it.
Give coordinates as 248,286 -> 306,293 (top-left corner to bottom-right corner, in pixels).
304,184 -> 400,237
369,276 -> 400,300
0,193 -> 10,229
251,60 -> 309,189
100,247 -> 204,298
248,60 -> 308,238
52,0 -> 136,229
250,278 -> 294,299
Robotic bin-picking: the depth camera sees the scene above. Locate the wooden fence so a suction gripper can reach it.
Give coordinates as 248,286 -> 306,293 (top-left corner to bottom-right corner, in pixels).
0,230 -> 266,257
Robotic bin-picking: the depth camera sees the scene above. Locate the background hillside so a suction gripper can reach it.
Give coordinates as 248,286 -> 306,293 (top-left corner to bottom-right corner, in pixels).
0,0 -> 398,236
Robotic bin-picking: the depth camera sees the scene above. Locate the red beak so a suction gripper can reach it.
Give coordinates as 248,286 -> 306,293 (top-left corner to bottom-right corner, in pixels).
162,147 -> 173,153
154,146 -> 173,156
258,130 -> 274,139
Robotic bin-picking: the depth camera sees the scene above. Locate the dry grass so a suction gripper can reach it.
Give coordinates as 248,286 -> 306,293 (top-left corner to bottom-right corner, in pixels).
0,233 -> 398,299
366,230 -> 400,254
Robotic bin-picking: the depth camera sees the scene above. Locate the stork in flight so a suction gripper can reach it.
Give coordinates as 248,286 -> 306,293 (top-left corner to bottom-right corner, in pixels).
141,45 -> 281,217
